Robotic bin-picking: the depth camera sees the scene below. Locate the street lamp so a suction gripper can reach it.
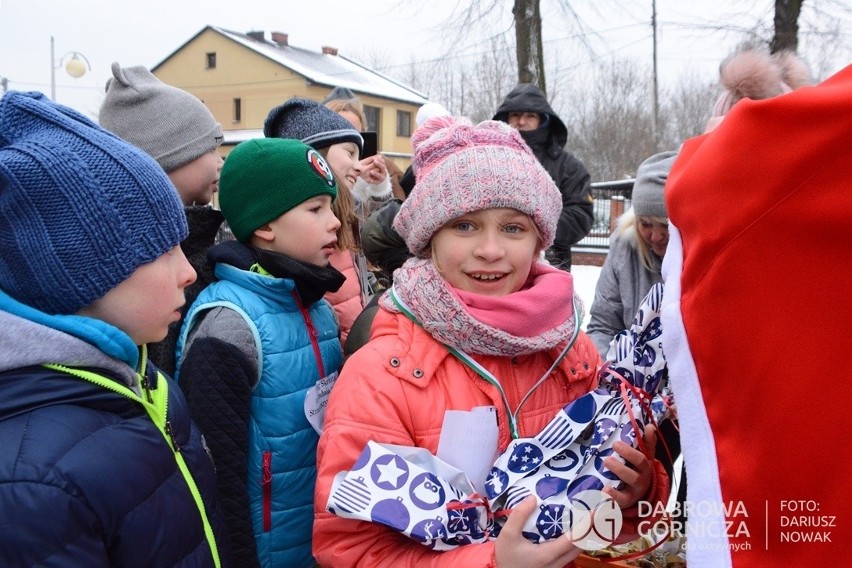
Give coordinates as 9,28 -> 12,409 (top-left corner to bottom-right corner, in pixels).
50,35 -> 91,101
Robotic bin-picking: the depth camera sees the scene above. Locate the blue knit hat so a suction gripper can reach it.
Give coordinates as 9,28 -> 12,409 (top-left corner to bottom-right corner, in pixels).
0,91 -> 187,315
263,97 -> 363,152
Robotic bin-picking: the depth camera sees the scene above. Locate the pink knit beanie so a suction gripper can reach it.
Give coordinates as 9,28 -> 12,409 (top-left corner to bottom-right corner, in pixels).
394,116 -> 562,257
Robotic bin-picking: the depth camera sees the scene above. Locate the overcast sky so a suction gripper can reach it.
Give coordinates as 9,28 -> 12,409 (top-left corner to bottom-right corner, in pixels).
1,0 -> 849,119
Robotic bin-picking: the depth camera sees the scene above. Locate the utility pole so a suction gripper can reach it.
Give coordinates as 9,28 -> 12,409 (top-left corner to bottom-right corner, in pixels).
652,0 -> 660,150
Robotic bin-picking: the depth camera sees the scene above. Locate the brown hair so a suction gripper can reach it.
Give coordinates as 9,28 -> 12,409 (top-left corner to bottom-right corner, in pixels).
317,147 -> 359,251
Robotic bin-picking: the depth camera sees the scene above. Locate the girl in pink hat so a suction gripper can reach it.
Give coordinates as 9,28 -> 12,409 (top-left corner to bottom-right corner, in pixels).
314,116 -> 669,567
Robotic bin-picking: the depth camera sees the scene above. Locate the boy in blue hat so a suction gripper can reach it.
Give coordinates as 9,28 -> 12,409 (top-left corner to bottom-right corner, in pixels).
0,91 -> 230,566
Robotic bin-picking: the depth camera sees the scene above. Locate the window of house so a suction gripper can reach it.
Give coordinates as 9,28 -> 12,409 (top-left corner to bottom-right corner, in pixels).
396,110 -> 412,137
233,98 -> 241,123
206,52 -> 217,69
364,105 -> 380,133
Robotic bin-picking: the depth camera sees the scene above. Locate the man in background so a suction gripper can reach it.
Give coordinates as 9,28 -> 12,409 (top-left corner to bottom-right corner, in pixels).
494,83 -> 594,271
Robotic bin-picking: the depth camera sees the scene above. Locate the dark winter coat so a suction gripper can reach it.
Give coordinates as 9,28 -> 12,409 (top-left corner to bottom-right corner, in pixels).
494,83 -> 594,270
360,198 -> 411,286
147,204 -> 224,376
0,296 -> 231,567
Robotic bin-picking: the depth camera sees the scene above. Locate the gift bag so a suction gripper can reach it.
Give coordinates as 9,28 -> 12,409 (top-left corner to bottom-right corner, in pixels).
326,441 -> 492,550
327,284 -> 671,548
484,283 -> 671,542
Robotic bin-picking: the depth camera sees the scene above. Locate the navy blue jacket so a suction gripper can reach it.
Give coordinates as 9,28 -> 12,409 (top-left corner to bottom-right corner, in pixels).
0,298 -> 231,567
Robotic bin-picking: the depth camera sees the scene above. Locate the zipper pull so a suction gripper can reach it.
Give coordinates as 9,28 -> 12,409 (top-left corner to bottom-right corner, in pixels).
140,375 -> 154,403
305,316 -> 318,340
165,420 -> 181,452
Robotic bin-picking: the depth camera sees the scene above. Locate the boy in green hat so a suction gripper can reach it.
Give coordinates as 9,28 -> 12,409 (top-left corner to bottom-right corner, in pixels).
176,138 -> 345,568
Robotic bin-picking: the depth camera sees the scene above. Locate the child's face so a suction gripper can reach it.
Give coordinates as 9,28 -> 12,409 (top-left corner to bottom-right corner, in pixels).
76,245 -> 197,345
168,149 -> 224,206
637,216 -> 669,257
324,142 -> 363,189
263,195 -> 341,266
430,208 -> 540,297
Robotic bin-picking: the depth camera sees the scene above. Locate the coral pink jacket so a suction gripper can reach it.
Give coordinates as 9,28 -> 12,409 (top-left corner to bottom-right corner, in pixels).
325,249 -> 364,343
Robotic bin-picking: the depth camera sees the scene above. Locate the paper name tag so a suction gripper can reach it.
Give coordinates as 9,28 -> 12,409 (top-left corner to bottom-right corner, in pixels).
436,406 -> 499,493
304,371 -> 339,434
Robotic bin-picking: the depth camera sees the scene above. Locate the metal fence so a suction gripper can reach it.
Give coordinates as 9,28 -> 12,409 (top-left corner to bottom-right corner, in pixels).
575,179 -> 635,249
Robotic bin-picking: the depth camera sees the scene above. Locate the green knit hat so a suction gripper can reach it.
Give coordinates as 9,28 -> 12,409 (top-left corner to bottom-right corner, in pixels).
218,138 -> 337,242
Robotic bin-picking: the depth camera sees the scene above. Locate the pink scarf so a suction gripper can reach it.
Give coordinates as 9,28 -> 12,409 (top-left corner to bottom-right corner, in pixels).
381,258 -> 582,356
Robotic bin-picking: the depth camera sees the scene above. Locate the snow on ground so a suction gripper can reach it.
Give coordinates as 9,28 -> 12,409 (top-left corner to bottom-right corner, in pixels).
570,264 -> 602,331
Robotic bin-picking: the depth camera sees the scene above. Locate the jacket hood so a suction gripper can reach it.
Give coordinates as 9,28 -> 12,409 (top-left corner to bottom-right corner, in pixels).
0,286 -> 143,372
493,83 -> 568,150
0,308 -> 139,389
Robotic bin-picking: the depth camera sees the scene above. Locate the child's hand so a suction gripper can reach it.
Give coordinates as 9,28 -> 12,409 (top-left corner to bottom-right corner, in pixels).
359,155 -> 387,184
602,424 -> 657,508
495,496 -> 581,568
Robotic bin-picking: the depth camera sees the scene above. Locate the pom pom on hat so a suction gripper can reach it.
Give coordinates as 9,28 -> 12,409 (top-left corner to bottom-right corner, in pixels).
410,115 -> 466,177
393,117 -> 562,257
774,50 -> 814,90
218,137 -> 338,242
99,63 -> 223,172
263,97 -> 363,152
631,151 -> 678,219
0,91 -> 187,315
712,48 -> 813,117
415,102 -> 451,129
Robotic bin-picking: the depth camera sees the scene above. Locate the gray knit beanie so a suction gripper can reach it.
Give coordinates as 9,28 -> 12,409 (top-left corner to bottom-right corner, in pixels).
632,151 -> 678,219
321,86 -> 357,105
99,62 -> 223,172
0,91 -> 187,315
263,97 -> 363,152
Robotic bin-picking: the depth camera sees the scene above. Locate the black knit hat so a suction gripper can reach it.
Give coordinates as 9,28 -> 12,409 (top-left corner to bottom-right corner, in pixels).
263,97 -> 363,152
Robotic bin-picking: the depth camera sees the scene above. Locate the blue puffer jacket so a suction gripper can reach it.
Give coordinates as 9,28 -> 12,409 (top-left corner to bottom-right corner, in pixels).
177,257 -> 343,568
0,292 -> 231,567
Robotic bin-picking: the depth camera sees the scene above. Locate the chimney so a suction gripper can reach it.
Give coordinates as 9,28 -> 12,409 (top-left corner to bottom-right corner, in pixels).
271,31 -> 289,46
321,46 -> 338,56
246,30 -> 265,42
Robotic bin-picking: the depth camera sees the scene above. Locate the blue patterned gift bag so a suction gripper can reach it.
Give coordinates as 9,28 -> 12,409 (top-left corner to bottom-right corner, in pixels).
326,284 -> 671,547
327,441 -> 492,550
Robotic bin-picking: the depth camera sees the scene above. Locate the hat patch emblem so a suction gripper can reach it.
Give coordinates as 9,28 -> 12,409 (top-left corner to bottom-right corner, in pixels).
307,149 -> 336,187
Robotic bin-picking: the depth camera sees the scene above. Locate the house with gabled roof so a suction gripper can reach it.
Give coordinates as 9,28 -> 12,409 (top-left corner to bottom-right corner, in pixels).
151,25 -> 429,167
